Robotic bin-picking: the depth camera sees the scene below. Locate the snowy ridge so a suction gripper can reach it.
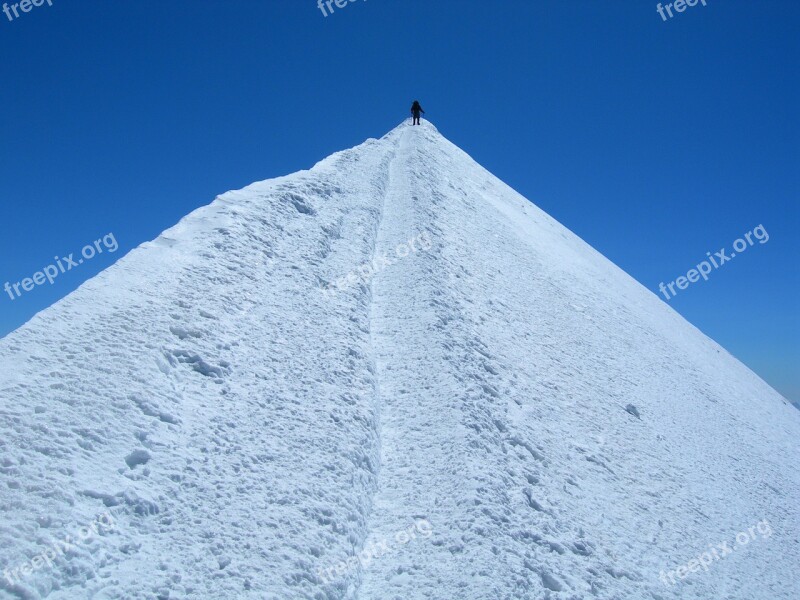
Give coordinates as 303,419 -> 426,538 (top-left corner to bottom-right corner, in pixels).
0,122 -> 798,600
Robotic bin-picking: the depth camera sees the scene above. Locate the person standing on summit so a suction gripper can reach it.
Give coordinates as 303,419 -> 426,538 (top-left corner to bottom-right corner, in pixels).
411,101 -> 425,125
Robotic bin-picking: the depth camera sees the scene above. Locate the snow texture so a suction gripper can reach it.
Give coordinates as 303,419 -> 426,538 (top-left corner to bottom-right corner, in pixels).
1,122 -> 798,599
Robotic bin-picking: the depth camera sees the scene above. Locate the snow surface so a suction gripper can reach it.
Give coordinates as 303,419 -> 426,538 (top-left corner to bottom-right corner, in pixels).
0,122 -> 798,600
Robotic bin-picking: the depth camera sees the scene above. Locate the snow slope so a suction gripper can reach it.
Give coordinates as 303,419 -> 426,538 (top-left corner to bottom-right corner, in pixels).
0,122 -> 798,600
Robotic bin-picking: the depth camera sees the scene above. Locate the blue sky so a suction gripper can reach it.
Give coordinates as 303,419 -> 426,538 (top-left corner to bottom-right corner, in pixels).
0,0 -> 797,402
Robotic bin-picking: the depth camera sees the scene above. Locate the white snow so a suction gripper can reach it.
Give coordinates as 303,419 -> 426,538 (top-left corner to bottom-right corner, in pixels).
0,121 -> 798,600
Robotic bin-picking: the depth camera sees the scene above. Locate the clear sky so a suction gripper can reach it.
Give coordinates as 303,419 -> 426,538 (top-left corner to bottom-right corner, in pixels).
0,0 -> 797,403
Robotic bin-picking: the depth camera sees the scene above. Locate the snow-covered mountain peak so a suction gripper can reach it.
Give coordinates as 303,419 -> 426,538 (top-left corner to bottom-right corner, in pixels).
1,122 -> 797,600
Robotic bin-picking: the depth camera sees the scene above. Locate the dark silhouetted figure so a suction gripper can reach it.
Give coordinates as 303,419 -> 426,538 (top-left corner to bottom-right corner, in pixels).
411,101 -> 425,125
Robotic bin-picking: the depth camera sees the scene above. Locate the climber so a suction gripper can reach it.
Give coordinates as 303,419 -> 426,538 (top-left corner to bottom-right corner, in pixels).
411,101 -> 425,126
